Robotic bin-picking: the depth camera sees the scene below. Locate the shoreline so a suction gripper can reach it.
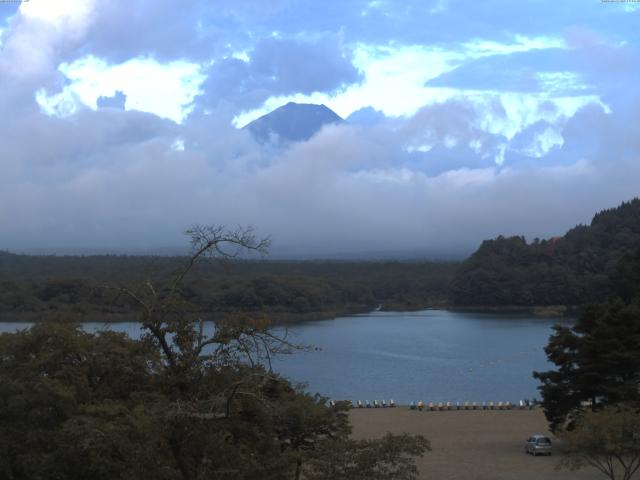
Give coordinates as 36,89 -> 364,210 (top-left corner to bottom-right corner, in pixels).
0,303 -> 579,323
446,304 -> 579,318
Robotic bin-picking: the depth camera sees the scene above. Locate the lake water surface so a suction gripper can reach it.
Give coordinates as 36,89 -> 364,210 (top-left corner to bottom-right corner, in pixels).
0,310 -> 568,404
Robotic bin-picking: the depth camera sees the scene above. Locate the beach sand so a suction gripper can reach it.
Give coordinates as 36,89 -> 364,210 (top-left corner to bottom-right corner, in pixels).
349,408 -> 602,480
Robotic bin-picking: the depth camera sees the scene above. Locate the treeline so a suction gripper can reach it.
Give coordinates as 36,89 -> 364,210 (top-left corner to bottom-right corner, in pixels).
450,198 -> 640,306
0,253 -> 457,322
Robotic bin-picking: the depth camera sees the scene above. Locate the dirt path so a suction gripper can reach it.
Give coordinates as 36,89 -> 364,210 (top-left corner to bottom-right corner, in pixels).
349,408 -> 603,480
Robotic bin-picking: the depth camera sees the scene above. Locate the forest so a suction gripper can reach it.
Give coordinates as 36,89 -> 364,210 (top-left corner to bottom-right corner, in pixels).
2,198 -> 640,322
0,252 -> 457,323
449,198 -> 640,307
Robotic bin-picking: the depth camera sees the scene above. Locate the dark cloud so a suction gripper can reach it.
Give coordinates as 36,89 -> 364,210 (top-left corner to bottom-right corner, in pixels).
250,36 -> 362,95
196,35 -> 362,113
80,0 -> 230,62
427,49 -> 575,93
71,0 -> 343,63
564,28 -> 640,107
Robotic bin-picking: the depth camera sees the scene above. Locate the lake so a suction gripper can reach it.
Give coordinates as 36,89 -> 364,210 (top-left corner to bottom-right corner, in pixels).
0,310 -> 567,405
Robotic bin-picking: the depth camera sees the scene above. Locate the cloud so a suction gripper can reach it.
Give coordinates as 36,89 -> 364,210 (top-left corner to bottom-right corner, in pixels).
229,34 -> 602,129
35,56 -> 206,123
76,0 -> 231,62
0,0 -> 639,256
250,36 -> 362,94
346,106 -> 389,125
2,91 -> 639,256
426,48 -> 583,94
197,35 -> 362,114
0,0 -> 96,80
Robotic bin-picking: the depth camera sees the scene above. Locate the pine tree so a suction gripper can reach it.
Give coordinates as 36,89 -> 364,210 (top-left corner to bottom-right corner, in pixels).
534,250 -> 640,432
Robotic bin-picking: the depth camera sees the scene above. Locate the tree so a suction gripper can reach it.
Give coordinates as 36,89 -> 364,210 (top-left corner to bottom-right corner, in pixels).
0,225 -> 430,479
533,250 -> 640,432
304,433 -> 430,480
560,407 -> 640,480
0,320 -> 167,480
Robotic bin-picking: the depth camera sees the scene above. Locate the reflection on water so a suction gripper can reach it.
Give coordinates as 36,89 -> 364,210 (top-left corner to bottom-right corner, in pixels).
0,310 -> 570,404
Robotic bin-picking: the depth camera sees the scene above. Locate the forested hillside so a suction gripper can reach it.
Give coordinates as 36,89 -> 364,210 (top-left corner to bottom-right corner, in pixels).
449,198 -> 640,306
0,254 -> 456,322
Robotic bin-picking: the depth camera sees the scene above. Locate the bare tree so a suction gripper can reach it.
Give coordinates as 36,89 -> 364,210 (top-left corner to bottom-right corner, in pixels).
113,225 -> 300,404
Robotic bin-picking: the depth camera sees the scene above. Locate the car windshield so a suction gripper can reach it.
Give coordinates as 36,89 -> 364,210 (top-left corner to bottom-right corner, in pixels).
536,438 -> 551,445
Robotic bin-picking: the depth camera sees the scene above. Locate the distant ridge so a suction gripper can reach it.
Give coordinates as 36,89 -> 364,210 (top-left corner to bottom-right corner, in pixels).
243,102 -> 345,144
450,198 -> 640,306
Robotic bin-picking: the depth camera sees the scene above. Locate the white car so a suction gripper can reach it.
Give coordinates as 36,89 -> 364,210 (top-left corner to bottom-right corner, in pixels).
525,434 -> 552,456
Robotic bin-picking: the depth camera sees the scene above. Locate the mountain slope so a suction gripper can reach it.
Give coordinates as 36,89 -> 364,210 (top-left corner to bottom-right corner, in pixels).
244,102 -> 345,144
449,198 -> 640,306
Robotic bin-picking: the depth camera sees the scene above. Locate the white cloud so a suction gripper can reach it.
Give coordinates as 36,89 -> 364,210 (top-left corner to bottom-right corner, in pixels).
537,71 -> 590,94
35,88 -> 81,117
20,0 -> 96,32
36,55 -> 206,123
351,167 -> 417,184
171,138 -> 186,151
522,127 -> 564,158
0,0 -> 96,80
462,35 -> 566,57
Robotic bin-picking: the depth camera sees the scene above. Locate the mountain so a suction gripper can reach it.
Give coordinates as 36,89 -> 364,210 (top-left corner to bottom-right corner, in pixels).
244,102 -> 345,144
449,198 -> 640,306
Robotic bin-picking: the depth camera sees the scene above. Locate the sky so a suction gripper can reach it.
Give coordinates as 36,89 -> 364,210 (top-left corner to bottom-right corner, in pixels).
0,0 -> 639,256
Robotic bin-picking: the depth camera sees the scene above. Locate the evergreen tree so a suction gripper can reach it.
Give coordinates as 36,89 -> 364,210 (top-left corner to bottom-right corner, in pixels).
534,250 -> 640,431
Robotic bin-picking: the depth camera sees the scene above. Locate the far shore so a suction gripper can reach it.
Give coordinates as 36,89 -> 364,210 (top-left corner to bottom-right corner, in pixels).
446,304 -> 580,318
0,303 -> 579,324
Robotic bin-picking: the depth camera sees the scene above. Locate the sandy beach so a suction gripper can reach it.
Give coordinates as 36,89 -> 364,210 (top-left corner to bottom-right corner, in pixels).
349,408 -> 603,480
